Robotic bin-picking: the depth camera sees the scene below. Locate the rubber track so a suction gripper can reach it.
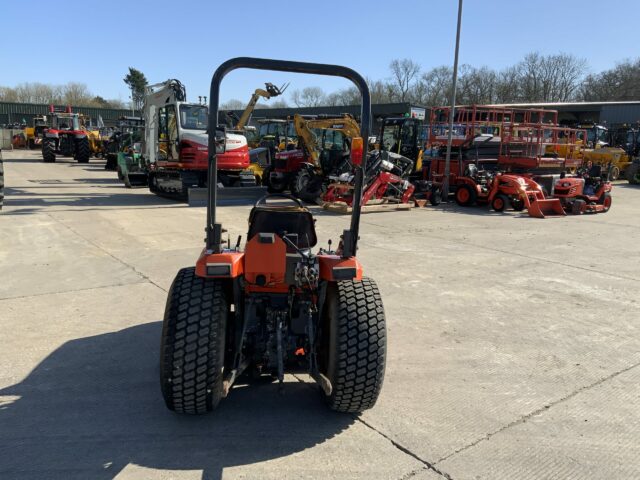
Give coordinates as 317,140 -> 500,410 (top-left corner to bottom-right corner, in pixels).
160,267 -> 226,414
329,277 -> 386,412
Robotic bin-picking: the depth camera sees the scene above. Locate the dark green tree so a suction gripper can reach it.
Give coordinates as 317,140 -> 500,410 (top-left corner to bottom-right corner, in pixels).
123,67 -> 148,111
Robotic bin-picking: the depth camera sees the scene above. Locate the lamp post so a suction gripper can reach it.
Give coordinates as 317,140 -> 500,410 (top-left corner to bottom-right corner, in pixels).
443,0 -> 463,199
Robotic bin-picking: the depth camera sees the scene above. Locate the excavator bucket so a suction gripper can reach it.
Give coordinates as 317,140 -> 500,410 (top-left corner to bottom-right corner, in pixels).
527,198 -> 566,218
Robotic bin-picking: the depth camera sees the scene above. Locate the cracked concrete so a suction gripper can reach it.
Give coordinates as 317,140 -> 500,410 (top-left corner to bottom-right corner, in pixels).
1,150 -> 640,479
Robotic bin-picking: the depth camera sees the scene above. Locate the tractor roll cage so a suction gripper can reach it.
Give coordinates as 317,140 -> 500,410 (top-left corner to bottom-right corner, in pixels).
207,57 -> 371,258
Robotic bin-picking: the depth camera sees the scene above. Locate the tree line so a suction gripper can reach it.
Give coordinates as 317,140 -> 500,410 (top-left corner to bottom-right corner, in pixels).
3,56 -> 639,111
0,67 -> 148,111
223,52 -> 640,109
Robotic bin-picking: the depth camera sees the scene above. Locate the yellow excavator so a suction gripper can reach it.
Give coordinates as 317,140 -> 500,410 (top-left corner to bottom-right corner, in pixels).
269,113 -> 361,200
234,82 -> 288,130
227,83 -> 288,184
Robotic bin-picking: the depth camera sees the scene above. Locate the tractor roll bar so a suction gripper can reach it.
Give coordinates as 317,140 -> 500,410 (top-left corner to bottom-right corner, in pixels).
207,57 -> 371,258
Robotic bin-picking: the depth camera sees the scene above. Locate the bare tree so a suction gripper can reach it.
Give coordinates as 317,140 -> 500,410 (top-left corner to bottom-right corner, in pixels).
515,52 -> 587,102
389,59 -> 421,102
581,58 -> 640,101
291,87 -> 326,107
220,99 -> 245,110
417,66 -> 453,106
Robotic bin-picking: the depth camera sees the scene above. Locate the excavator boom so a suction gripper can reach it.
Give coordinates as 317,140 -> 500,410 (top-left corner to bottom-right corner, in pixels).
293,113 -> 361,166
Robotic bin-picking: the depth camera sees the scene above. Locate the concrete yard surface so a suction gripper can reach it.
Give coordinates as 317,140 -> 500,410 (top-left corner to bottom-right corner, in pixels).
1,149 -> 639,480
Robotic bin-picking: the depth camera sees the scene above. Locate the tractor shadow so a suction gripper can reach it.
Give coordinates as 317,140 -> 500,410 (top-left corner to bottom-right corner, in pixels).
425,202 -> 536,218
0,322 -> 354,480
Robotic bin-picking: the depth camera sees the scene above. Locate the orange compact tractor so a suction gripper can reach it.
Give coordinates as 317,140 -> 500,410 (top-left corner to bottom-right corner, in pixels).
454,164 -> 565,218
160,58 -> 386,414
553,164 -> 613,214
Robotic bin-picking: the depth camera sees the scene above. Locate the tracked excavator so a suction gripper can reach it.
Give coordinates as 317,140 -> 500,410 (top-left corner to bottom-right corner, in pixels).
269,113 -> 360,200
143,79 -> 255,200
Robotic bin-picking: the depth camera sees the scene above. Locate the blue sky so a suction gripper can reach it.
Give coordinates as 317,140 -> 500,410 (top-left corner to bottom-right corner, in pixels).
1,0 -> 639,104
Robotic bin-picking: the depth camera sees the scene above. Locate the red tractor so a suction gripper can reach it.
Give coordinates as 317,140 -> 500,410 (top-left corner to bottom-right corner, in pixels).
553,164 -> 613,214
41,106 -> 91,163
454,164 -> 566,218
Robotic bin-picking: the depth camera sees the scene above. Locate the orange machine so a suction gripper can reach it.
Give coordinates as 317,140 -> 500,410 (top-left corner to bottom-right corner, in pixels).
553,165 -> 613,214
159,58 -> 386,415
454,165 -> 565,218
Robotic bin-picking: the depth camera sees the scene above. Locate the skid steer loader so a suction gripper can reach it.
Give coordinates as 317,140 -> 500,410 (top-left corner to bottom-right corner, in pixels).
159,57 -> 386,414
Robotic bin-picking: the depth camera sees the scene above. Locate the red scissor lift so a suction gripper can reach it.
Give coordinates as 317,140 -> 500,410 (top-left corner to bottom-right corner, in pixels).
426,105 -> 584,188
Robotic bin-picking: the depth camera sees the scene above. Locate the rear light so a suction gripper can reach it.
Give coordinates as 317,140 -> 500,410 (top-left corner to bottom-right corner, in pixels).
351,137 -> 363,166
206,263 -> 231,276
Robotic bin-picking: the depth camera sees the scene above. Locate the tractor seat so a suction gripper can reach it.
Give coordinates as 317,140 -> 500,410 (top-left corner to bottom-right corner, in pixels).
248,204 -> 317,250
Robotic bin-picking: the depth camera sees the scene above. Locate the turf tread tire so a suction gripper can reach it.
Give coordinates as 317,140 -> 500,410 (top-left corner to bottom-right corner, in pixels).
455,184 -> 477,206
324,277 -> 386,413
160,267 -> 227,414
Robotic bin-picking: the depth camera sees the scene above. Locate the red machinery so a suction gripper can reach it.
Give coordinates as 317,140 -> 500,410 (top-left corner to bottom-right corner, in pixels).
41,105 -> 91,163
322,150 -> 415,207
426,105 -> 585,197
553,165 -> 613,214
454,165 -> 565,218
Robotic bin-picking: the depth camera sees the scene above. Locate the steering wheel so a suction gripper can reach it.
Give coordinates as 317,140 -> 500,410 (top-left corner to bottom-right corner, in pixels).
254,193 -> 304,208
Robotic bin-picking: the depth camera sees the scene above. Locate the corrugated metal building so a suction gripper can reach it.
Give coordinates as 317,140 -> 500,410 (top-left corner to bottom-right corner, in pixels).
0,102 -> 139,127
488,101 -> 640,126
220,102 -> 428,129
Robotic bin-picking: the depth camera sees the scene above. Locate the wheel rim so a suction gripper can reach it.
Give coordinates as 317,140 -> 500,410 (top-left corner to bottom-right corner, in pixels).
457,188 -> 469,203
494,198 -> 504,210
604,196 -> 612,209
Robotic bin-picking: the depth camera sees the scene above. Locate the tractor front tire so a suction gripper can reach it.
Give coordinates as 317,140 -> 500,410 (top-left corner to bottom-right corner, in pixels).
571,199 -> 586,215
491,194 -> 509,212
42,139 -> 56,163
75,137 -> 90,163
455,184 -> 477,206
321,278 -> 386,413
511,198 -> 525,211
429,186 -> 442,206
160,267 -> 227,414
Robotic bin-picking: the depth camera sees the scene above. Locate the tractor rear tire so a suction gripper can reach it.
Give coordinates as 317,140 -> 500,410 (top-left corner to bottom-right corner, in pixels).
321,278 -> 386,413
600,192 -> 612,212
627,162 -> 640,185
492,194 -> 509,212
292,169 -> 321,203
455,184 -> 477,206
160,267 -> 227,414
42,139 -> 56,163
75,137 -> 90,163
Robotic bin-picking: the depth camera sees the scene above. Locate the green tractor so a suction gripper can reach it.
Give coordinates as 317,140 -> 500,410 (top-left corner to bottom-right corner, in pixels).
117,141 -> 148,188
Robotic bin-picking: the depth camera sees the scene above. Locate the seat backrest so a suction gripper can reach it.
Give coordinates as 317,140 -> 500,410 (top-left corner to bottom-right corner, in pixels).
248,206 -> 317,249
588,164 -> 602,177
